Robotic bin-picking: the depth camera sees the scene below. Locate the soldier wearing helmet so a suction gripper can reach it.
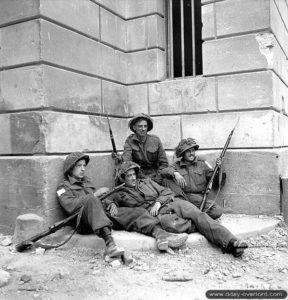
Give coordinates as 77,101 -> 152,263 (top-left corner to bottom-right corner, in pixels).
104,161 -> 189,253
161,138 -> 224,219
104,161 -> 248,258
56,152 -> 124,259
113,113 -> 168,184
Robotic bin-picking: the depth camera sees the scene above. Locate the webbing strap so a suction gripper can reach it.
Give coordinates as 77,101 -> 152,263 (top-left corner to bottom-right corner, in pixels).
28,206 -> 84,250
204,165 -> 223,213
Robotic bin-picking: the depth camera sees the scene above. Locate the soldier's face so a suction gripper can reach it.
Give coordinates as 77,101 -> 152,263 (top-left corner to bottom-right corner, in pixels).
183,148 -> 196,162
133,119 -> 148,137
124,169 -> 137,187
71,159 -> 87,179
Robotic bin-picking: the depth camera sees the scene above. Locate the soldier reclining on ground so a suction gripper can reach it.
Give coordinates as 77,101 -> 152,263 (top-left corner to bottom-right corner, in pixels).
104,161 -> 248,258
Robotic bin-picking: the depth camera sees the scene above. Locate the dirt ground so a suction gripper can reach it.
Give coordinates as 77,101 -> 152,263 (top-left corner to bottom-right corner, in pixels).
0,222 -> 288,300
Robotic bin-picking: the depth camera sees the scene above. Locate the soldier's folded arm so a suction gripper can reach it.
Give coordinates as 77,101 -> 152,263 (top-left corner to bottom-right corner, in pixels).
121,138 -> 133,161
160,165 -> 178,179
103,195 -> 119,217
102,194 -> 120,208
57,185 -> 89,215
149,178 -> 174,205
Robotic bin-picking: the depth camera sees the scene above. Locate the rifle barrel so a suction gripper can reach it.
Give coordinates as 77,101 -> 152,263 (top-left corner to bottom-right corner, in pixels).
106,115 -> 117,154
199,119 -> 239,211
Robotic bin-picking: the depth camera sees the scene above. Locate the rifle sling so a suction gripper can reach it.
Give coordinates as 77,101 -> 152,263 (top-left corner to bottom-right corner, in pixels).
27,206 -> 84,250
204,165 -> 223,213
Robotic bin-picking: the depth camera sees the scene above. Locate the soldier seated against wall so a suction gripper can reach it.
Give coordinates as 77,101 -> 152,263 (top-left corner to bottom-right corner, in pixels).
56,152 -> 125,259
161,138 -> 225,220
113,113 -> 168,185
104,161 -> 248,258
57,152 -> 189,255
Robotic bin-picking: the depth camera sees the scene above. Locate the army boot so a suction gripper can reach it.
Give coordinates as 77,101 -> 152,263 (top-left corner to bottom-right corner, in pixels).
99,227 -> 125,258
152,225 -> 188,251
226,239 -> 248,257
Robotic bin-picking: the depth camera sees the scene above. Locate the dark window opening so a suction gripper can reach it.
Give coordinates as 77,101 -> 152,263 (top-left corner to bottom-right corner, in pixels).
167,0 -> 203,78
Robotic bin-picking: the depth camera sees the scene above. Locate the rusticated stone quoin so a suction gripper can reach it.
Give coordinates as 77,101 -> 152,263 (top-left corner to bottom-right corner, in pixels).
0,0 -> 288,235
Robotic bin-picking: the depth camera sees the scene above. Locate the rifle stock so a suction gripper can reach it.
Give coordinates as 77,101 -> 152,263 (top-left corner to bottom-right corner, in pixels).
199,119 -> 239,211
15,183 -> 125,252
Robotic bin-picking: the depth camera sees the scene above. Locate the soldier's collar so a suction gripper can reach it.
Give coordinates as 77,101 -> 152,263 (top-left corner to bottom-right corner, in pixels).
179,157 -> 198,167
131,134 -> 148,143
68,175 -> 85,185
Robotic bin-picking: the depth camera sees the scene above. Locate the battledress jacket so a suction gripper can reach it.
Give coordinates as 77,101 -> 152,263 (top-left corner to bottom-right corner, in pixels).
104,178 -> 174,211
57,175 -> 96,215
161,157 -> 215,194
122,133 -> 168,177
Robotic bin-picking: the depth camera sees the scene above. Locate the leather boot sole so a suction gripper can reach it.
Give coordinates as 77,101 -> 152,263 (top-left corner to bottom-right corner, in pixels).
231,240 -> 248,257
156,239 -> 169,251
166,233 -> 188,248
106,245 -> 125,258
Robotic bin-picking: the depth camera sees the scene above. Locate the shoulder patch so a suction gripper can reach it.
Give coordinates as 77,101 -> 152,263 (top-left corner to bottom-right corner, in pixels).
57,188 -> 66,197
204,161 -> 212,169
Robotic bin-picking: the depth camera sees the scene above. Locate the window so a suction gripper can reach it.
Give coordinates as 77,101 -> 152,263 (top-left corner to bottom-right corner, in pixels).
166,0 -> 203,78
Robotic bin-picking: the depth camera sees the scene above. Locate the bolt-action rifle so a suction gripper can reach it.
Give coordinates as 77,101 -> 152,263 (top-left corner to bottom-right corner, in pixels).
106,114 -> 122,184
15,183 -> 125,252
106,114 -> 117,155
199,119 -> 240,212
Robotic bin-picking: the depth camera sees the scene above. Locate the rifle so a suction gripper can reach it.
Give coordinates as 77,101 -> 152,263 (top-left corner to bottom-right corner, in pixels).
199,118 -> 239,212
15,183 -> 125,252
106,114 -> 122,185
106,114 -> 117,154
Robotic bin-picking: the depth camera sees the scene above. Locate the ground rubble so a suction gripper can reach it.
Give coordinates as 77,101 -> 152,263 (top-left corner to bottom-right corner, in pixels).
0,222 -> 287,300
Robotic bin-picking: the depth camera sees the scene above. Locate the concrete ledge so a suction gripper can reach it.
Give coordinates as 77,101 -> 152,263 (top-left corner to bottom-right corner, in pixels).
62,214 -> 281,251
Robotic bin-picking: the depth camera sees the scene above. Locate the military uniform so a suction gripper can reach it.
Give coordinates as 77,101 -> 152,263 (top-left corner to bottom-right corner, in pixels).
58,174 -> 163,236
57,175 -> 112,233
161,138 -> 223,219
56,152 -> 124,258
105,176 -> 240,253
121,114 -> 168,184
161,157 -> 223,219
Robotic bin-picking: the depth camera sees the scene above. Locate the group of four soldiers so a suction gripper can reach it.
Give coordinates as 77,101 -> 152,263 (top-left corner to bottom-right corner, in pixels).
57,113 -> 248,259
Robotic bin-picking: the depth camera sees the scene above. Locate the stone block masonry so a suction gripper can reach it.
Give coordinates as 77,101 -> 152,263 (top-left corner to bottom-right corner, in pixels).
0,112 -> 129,155
199,150 -> 281,215
182,111 -> 288,149
149,77 -> 216,115
0,154 -> 116,234
0,0 -> 166,235
0,66 -> 102,113
1,0 -> 288,233
203,32 -> 288,85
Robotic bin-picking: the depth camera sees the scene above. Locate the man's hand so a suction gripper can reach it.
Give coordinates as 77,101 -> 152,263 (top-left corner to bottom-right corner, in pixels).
107,203 -> 118,217
112,152 -> 122,163
94,187 -> 109,198
216,157 -> 222,166
150,202 -> 161,217
174,172 -> 186,188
